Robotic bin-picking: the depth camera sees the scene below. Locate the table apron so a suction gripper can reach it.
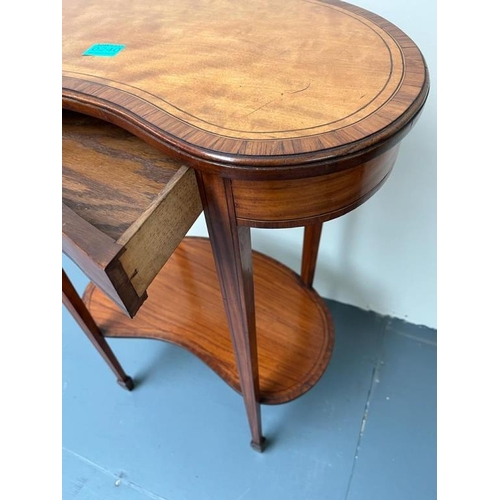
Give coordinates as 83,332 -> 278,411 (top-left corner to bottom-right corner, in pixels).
231,145 -> 400,228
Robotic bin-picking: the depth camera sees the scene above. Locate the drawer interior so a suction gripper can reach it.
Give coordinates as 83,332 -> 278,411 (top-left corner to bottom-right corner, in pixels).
62,109 -> 203,317
63,110 -> 182,241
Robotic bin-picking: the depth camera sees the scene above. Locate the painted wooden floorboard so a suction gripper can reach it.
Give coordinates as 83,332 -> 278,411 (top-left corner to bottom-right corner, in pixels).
63,448 -> 165,500
346,325 -> 437,500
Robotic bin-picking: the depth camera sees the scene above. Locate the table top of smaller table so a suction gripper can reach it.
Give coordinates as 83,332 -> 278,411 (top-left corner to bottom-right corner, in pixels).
62,0 -> 429,170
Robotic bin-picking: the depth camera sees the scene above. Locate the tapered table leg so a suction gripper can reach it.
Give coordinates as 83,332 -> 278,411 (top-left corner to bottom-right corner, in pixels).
197,173 -> 265,452
301,223 -> 323,288
62,269 -> 134,391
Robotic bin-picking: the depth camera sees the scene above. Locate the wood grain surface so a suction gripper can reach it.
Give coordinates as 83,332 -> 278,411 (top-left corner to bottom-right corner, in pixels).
63,110 -> 202,316
62,0 -> 429,174
63,110 -> 182,241
83,238 -> 335,405
231,146 -> 399,227
196,173 -> 264,447
301,224 -> 324,287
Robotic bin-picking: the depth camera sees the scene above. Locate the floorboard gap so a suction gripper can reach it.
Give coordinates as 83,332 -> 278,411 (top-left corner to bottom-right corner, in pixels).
344,352 -> 384,499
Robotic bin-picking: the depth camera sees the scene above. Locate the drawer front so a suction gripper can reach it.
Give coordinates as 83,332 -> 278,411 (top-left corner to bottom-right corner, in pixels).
117,166 -> 202,299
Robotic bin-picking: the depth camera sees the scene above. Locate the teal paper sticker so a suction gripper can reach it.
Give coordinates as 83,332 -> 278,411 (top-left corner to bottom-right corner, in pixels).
82,44 -> 125,57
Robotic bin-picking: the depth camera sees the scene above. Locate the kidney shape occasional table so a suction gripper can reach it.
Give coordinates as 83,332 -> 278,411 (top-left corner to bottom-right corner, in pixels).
62,0 -> 429,451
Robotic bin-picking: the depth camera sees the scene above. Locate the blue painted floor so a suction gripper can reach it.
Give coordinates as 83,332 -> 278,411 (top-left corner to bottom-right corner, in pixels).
62,256 -> 436,500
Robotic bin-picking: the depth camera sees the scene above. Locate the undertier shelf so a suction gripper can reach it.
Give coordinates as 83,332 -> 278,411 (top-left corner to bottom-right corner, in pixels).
83,237 -> 334,404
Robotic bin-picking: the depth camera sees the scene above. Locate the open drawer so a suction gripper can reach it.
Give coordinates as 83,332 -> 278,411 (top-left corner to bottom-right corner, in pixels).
62,110 -> 202,317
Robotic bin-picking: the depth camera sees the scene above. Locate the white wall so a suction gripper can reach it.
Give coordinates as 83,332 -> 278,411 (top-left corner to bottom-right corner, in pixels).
187,0 -> 437,329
